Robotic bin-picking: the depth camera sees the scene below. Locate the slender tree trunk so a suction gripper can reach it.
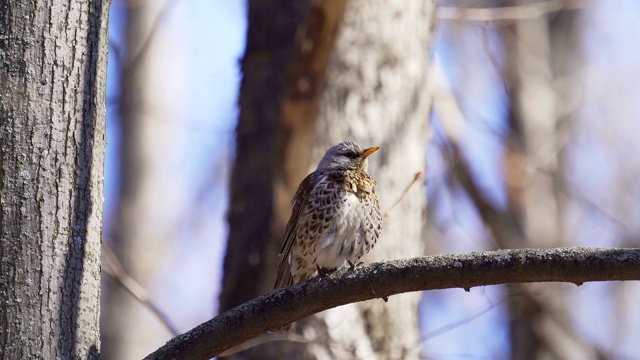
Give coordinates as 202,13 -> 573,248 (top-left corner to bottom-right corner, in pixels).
0,0 -> 110,357
101,2 -> 189,359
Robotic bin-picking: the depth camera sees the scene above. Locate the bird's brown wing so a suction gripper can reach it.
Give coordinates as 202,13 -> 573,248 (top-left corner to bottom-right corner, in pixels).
273,171 -> 322,289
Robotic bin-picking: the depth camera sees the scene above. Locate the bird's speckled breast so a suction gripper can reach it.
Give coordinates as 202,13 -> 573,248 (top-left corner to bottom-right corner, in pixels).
311,170 -> 377,270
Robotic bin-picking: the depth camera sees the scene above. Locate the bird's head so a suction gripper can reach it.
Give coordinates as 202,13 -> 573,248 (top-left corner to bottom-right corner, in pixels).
316,141 -> 380,172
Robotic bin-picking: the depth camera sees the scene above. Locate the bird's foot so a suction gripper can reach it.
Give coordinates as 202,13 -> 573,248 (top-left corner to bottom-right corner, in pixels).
347,261 -> 365,271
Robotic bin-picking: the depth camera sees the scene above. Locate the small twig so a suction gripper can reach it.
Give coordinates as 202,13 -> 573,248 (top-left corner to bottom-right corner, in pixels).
102,243 -> 181,336
382,171 -> 425,220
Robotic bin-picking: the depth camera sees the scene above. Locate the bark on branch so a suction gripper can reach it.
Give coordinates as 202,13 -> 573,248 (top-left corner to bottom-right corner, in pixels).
145,247 -> 640,360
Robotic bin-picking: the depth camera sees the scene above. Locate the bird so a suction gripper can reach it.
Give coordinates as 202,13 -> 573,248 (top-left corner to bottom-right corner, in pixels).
273,141 -> 382,291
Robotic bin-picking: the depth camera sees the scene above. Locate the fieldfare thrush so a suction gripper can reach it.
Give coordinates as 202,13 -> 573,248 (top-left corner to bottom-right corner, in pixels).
273,141 -> 382,291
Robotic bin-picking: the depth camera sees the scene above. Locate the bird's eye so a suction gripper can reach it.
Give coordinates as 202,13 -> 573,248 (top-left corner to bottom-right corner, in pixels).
344,150 -> 358,159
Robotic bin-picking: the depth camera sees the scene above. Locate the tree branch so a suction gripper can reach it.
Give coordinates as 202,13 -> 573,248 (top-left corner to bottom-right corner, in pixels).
436,0 -> 587,22
145,247 -> 640,360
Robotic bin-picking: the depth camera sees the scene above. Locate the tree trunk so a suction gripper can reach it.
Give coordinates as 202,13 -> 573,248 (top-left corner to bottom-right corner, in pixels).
306,2 -> 434,358
0,0 -> 110,358
101,2 -> 190,359
219,0 -> 312,312
501,6 -> 581,359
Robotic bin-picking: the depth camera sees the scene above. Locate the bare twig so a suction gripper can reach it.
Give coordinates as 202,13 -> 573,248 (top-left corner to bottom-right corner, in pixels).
102,243 -> 181,336
382,171 -> 425,220
144,247 -> 640,360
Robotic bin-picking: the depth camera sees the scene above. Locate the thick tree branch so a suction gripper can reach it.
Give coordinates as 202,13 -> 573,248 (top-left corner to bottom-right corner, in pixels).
145,247 -> 640,360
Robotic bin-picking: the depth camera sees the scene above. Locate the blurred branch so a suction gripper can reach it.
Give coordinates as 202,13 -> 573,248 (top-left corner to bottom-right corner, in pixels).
447,137 -> 525,246
431,54 -> 523,246
107,0 -> 179,107
437,0 -> 587,22
102,243 -> 181,336
421,293 -> 513,341
478,26 -> 512,99
122,0 -> 178,78
144,247 -> 640,360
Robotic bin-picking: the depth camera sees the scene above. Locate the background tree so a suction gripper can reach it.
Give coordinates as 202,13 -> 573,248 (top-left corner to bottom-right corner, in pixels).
101,1 -> 191,358
0,0 -> 110,357
220,0 -> 312,312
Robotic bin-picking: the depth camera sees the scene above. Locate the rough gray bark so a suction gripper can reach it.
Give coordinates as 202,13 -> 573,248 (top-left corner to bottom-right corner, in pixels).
0,0 -> 110,358
145,247 -> 640,360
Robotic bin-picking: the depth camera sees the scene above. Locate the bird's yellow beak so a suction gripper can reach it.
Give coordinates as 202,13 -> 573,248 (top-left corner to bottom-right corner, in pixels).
361,146 -> 380,158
